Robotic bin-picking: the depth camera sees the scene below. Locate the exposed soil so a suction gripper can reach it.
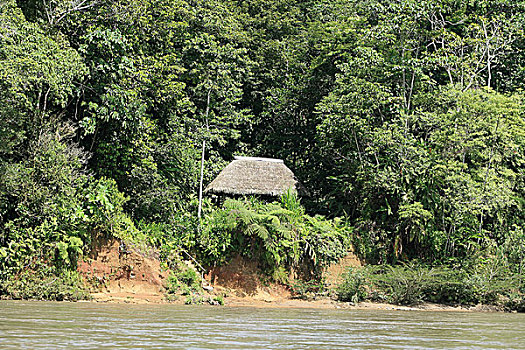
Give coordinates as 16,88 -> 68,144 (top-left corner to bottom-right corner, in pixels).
77,237 -> 169,304
77,239 -> 358,305
206,255 -> 291,302
77,239 -> 502,312
322,249 -> 362,288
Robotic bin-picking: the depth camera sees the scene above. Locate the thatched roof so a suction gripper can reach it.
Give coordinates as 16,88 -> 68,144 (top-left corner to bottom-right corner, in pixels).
205,156 -> 307,197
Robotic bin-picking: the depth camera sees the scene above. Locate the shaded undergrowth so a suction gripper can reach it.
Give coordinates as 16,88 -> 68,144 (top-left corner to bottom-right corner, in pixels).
337,262 -> 525,312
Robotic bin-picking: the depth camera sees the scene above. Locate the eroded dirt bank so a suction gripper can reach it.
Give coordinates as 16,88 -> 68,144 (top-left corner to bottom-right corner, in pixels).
76,238 -> 502,312
77,237 -> 168,304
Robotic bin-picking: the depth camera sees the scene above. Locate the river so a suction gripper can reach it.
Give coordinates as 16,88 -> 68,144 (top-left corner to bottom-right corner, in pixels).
0,301 -> 523,349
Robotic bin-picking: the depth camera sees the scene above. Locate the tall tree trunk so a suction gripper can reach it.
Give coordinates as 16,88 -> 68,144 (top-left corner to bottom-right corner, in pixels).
197,87 -> 212,219
197,139 -> 206,219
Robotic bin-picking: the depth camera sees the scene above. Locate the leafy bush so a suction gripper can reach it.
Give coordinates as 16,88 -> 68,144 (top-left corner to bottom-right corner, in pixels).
505,294 -> 525,312
367,264 -> 437,305
1,268 -> 89,301
337,262 -> 525,309
290,279 -> 326,300
165,264 -> 203,296
336,267 -> 368,303
200,194 -> 353,280
213,294 -> 224,305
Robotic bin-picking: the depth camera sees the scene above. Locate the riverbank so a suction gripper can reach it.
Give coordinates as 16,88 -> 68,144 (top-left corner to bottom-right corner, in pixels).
74,237 -> 514,312
86,289 -> 506,313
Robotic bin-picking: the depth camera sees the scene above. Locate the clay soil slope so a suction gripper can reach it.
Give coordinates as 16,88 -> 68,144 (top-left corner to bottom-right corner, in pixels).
77,241 -> 481,312
78,238 -> 168,303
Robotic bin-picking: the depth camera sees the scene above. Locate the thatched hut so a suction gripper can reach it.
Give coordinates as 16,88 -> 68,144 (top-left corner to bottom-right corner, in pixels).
204,156 -> 307,198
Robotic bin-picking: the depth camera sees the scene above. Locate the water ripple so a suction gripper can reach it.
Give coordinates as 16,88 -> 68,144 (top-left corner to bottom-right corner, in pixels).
1,301 -> 524,349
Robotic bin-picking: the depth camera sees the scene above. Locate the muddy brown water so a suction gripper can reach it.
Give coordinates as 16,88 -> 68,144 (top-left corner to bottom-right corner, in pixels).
1,301 -> 524,349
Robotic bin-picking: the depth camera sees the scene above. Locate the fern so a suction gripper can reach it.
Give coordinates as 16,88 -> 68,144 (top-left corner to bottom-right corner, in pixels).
266,208 -> 295,222
202,196 -> 353,280
246,223 -> 269,241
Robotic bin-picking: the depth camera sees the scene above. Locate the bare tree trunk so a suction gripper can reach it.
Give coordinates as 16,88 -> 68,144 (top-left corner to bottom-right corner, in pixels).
197,87 -> 212,219
197,139 -> 206,219
482,19 -> 492,87
45,0 -> 98,25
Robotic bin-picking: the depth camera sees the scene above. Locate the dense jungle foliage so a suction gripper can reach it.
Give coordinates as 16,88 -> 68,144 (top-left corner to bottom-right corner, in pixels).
1,0 -> 524,304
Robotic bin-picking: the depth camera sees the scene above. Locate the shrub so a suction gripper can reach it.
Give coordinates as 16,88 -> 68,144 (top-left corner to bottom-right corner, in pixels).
336,262 -> 525,309
505,294 -> 525,312
165,264 -> 203,297
214,295 -> 224,306
367,264 -> 436,305
422,267 -> 472,305
290,279 -> 326,300
337,267 -> 368,303
200,195 -> 353,280
1,268 -> 89,301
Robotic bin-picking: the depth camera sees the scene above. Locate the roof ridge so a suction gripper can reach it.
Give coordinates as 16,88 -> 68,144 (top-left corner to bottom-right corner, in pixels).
233,156 -> 283,163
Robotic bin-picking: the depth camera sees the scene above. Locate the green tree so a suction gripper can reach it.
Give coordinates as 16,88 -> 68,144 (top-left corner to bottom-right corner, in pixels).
0,0 -> 86,157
